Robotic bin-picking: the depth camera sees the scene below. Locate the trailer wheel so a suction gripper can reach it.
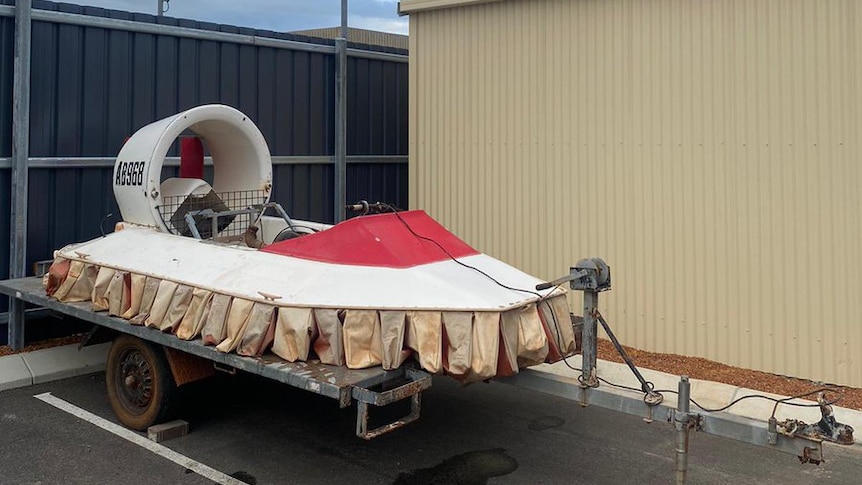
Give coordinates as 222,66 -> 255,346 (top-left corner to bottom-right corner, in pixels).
106,335 -> 176,431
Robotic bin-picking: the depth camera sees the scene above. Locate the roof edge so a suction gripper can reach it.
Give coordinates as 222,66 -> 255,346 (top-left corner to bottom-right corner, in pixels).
399,0 -> 505,14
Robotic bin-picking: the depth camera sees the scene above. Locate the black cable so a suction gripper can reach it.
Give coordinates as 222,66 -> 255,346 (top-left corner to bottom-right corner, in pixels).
560,356 -> 581,373
100,212 -> 114,237
769,388 -> 843,418
595,311 -> 656,395
651,386 -> 843,415
348,201 -> 402,215
507,250 -> 847,416
273,224 -> 320,238
565,363 -> 844,413
554,312 -> 845,413
543,292 -> 582,363
518,269 -> 849,415
289,224 -> 321,232
599,376 -> 645,393
381,203 -> 549,300
369,203 -> 848,416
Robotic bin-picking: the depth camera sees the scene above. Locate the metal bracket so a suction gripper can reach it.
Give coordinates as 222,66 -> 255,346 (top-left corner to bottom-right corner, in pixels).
767,392 -> 854,464
776,392 -> 854,446
769,414 -> 825,464
352,368 -> 432,440
578,367 -> 599,407
180,202 -> 294,241
212,362 -> 237,375
569,258 -> 612,292
578,367 -> 599,389
535,258 -> 612,292
671,409 -> 704,432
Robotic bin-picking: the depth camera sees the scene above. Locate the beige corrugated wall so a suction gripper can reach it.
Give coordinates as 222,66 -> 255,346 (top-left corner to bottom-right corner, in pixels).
406,0 -> 862,387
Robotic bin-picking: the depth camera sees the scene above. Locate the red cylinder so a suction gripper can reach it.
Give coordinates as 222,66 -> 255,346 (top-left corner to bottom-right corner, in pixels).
180,137 -> 204,179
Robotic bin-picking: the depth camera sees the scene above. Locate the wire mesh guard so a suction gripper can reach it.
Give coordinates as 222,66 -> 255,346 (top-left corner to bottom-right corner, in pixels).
158,189 -> 269,239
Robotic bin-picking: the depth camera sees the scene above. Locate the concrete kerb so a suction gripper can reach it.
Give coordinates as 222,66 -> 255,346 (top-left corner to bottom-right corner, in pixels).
0,343 -> 109,391
0,354 -> 32,391
530,356 -> 862,451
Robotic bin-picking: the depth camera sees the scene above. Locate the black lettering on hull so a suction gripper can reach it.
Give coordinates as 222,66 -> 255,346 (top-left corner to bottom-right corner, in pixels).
115,161 -> 146,186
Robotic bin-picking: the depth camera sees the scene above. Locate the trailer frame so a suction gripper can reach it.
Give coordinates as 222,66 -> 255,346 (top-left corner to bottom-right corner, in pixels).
0,276 -> 432,440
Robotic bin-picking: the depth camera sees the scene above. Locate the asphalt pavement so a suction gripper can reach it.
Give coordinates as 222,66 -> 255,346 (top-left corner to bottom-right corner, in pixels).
1,371 -> 861,485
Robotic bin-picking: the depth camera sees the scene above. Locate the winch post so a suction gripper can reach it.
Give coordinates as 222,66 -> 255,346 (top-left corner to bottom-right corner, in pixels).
536,259 -> 610,392
567,258 -> 611,388
581,289 -> 599,387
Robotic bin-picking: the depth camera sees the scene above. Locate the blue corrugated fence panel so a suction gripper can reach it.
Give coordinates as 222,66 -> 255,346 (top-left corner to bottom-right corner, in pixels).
2,1 -> 408,326
0,12 -> 14,158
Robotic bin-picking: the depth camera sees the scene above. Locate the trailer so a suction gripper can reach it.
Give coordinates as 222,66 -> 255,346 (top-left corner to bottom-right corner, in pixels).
0,104 -> 581,440
4,104 -> 856,485
0,277 -> 431,439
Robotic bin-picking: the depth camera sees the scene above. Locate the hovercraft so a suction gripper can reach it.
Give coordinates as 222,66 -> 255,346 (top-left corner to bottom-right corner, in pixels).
45,105 -> 576,383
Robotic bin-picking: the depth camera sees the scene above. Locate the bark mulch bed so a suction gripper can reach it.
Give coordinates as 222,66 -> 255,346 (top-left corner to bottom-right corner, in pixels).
596,338 -> 862,412
0,334 -> 85,357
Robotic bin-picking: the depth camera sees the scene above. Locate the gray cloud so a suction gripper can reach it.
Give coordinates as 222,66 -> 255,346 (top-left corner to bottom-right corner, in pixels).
65,0 -> 407,33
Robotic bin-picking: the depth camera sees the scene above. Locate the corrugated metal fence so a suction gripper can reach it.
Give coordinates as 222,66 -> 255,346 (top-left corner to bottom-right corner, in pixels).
1,1 -> 408,325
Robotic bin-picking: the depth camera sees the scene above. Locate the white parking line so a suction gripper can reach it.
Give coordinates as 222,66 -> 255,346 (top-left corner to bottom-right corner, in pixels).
34,392 -> 246,485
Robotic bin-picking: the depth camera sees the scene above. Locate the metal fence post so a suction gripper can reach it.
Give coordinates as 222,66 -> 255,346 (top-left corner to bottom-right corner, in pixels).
333,0 -> 348,223
675,375 -> 692,485
8,0 -> 32,350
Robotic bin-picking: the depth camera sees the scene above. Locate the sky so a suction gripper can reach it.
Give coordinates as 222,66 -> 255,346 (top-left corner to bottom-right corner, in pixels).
67,0 -> 408,34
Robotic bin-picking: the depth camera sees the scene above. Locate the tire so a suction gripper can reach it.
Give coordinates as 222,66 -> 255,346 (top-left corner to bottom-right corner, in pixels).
106,334 -> 177,431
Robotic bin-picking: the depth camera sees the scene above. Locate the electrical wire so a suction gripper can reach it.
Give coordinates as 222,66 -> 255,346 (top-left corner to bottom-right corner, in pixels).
543,287 -> 577,359
378,202 -> 550,300
552,312 -> 845,414
359,202 -> 848,417
100,212 -> 114,237
559,360 -> 843,413
768,388 -> 842,418
272,224 -> 321,242
657,386 -> 842,415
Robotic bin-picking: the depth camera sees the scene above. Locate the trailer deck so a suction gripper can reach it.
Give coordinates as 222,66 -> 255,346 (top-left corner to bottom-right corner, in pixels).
0,277 -> 432,439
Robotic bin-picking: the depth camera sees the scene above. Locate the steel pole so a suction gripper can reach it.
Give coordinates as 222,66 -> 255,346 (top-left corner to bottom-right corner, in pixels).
675,375 -> 691,485
8,0 -> 32,350
340,0 -> 347,39
333,0 -> 348,223
157,0 -> 165,16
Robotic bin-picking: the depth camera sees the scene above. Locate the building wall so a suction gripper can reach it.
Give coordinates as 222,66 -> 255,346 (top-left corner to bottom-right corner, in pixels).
406,0 -> 862,386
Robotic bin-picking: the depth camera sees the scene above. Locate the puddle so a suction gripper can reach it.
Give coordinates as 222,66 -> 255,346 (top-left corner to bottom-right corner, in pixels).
528,416 -> 565,431
393,448 -> 518,485
227,471 -> 257,484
